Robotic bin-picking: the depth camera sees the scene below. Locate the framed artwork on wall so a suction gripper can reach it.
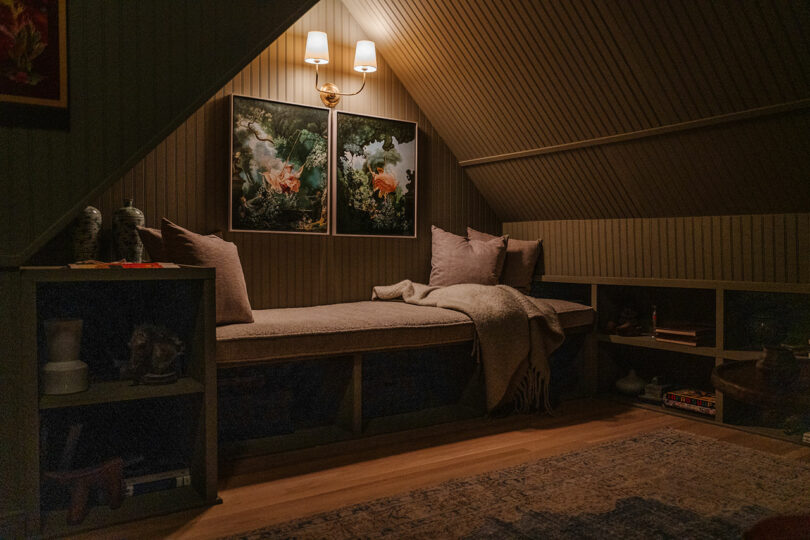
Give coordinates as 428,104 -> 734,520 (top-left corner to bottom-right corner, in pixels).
0,0 -> 69,128
0,0 -> 67,107
230,95 -> 330,235
333,112 -> 417,238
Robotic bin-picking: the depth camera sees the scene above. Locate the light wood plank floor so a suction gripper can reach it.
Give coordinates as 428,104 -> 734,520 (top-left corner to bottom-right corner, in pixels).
75,399 -> 810,539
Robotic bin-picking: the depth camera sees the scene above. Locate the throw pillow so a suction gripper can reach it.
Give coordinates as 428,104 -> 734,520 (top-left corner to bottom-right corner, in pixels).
429,225 -> 507,286
468,227 -> 541,293
160,219 -> 254,325
136,227 -> 164,261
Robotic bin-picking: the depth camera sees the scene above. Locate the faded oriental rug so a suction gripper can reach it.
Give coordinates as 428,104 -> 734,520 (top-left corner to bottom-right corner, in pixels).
222,429 -> 810,539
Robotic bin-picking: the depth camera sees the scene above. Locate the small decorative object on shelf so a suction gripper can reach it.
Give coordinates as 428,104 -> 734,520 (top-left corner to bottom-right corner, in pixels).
128,324 -> 184,385
615,369 -> 645,396
42,319 -> 89,395
72,206 -> 102,262
748,314 -> 785,349
756,345 -> 800,386
112,199 -> 145,262
638,376 -> 671,404
605,307 -> 643,337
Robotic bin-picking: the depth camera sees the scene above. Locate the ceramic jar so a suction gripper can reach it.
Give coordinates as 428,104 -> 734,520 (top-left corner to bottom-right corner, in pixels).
72,206 -> 102,262
42,318 -> 89,395
615,369 -> 645,396
112,199 -> 145,262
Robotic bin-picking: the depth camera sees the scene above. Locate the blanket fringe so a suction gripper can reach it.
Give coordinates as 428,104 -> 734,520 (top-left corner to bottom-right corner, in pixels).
512,363 -> 554,415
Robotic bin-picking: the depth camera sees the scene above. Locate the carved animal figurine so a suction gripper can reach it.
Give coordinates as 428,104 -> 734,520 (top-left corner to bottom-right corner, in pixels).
128,324 -> 184,385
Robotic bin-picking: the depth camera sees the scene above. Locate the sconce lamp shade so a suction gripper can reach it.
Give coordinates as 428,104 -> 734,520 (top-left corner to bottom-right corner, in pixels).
305,31 -> 329,64
353,40 -> 377,73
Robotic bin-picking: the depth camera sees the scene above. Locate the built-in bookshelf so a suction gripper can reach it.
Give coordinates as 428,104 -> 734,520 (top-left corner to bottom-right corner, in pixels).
536,275 -> 810,445
1,267 -> 218,538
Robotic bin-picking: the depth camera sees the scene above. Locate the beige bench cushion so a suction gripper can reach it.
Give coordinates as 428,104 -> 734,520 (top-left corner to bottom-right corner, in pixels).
215,297 -> 594,365
535,298 -> 595,330
216,301 -> 474,364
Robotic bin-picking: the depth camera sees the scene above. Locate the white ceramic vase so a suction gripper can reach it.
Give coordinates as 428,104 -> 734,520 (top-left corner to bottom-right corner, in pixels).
42,318 -> 89,395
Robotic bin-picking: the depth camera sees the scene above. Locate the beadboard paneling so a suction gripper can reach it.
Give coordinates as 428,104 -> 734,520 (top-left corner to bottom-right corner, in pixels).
344,0 -> 810,220
0,0 -> 317,267
94,0 -> 499,309
504,214 -> 810,283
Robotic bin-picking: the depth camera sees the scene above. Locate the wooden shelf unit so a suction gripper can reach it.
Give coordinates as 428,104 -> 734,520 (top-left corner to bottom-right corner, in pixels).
1,266 -> 218,538
540,275 -> 810,443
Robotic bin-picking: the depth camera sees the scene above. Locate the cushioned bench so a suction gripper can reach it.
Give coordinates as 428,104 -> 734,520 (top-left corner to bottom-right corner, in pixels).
216,297 -> 594,365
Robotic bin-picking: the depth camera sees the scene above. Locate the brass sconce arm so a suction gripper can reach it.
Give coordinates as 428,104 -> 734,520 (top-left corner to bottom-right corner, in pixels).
314,64 -> 367,108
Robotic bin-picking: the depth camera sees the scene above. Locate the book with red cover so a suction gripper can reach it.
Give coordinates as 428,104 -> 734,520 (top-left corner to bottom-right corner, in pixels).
663,398 -> 717,416
664,389 -> 716,409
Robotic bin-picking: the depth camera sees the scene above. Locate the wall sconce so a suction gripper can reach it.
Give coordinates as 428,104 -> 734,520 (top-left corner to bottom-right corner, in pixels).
305,31 -> 377,108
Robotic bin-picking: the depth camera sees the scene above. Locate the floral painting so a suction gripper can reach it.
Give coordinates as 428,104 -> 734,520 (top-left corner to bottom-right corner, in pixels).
0,0 -> 67,108
230,95 -> 330,234
335,112 -> 417,237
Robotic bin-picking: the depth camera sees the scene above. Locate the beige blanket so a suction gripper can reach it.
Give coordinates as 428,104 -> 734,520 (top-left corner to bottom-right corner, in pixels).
372,280 -> 564,413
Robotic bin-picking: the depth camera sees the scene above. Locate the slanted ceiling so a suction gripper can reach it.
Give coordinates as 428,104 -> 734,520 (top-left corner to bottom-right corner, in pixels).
343,0 -> 810,221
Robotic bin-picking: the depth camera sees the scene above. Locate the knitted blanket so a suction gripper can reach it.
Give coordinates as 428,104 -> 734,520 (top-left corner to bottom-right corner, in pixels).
372,280 -> 564,413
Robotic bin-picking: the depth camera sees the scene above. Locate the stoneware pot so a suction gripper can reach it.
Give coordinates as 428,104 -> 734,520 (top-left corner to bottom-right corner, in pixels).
42,318 -> 89,395
112,199 -> 145,262
615,369 -> 645,396
72,206 -> 102,262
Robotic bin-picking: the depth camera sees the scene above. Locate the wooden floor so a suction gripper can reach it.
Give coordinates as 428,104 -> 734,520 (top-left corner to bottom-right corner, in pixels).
75,398 -> 810,540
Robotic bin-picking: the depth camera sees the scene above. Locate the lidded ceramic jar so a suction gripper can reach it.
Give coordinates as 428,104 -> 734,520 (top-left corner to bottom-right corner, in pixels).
72,206 -> 103,261
112,199 -> 145,262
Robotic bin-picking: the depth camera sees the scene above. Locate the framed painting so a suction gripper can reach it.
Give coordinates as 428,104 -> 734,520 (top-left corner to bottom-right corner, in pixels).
230,95 -> 330,234
0,0 -> 68,108
334,112 -> 417,238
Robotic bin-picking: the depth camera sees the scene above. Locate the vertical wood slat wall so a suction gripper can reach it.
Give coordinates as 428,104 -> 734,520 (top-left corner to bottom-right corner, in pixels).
0,0 -> 317,267
504,214 -> 810,283
94,0 -> 499,309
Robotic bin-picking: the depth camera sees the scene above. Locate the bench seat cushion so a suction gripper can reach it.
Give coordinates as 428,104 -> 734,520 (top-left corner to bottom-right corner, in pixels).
216,301 -> 474,364
215,297 -> 594,365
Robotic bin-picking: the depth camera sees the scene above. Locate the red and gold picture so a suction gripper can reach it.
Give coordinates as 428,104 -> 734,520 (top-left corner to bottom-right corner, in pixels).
0,0 -> 67,108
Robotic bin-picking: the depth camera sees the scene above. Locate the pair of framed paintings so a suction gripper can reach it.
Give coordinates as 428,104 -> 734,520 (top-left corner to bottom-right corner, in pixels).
229,94 -> 417,238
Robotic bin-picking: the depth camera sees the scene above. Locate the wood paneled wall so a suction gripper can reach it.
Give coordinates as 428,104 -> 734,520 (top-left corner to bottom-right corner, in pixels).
93,0 -> 498,309
0,0 -> 317,267
504,214 -> 810,283
344,0 -> 810,220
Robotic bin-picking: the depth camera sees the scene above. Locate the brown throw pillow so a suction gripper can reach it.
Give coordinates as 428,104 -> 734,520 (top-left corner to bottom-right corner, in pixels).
136,227 -> 164,261
429,225 -> 507,286
161,219 -> 254,325
468,227 -> 541,293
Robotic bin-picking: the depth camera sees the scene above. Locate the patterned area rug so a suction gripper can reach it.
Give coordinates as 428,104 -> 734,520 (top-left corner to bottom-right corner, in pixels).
222,429 -> 810,539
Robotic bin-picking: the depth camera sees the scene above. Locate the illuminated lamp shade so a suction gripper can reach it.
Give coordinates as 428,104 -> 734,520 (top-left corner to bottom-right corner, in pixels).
305,31 -> 329,64
353,40 -> 377,73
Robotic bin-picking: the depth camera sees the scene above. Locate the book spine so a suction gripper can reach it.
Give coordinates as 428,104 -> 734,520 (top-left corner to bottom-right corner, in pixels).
125,473 -> 191,497
664,393 -> 715,408
663,398 -> 716,416
654,337 -> 701,347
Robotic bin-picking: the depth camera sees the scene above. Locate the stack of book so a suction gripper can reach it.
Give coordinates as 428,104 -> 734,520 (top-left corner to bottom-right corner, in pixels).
663,389 -> 716,416
803,432 -> 810,445
655,324 -> 714,347
124,467 -> 191,497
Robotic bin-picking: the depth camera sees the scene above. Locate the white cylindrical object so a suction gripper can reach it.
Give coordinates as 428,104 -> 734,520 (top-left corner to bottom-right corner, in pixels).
305,31 -> 330,64
353,40 -> 377,72
42,318 -> 88,395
